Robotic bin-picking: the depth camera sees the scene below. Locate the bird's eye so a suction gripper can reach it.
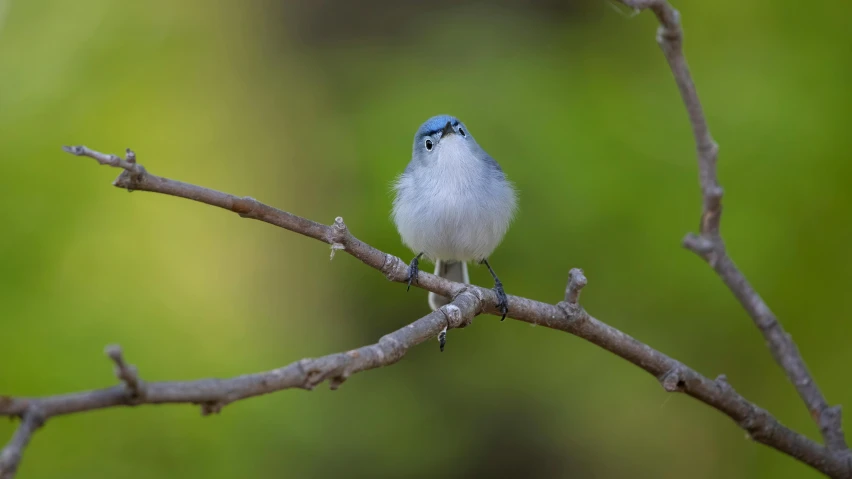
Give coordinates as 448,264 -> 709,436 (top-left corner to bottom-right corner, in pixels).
425,139 -> 433,151
459,128 -> 466,137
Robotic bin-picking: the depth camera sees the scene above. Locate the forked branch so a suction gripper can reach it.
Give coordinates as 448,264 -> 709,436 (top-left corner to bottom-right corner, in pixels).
618,0 -> 848,454
0,144 -> 845,477
0,2 -> 847,478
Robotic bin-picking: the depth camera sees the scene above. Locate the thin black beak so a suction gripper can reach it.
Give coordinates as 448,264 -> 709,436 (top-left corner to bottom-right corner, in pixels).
441,121 -> 455,137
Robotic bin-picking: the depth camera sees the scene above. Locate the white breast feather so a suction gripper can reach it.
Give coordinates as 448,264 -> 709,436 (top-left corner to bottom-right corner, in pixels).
392,136 -> 516,262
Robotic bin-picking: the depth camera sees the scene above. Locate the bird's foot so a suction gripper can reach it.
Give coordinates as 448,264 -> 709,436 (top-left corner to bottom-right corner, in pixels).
480,258 -> 509,321
493,279 -> 509,321
406,253 -> 423,291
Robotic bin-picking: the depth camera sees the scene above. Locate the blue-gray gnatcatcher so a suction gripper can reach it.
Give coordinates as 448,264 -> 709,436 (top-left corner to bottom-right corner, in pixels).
392,115 -> 517,321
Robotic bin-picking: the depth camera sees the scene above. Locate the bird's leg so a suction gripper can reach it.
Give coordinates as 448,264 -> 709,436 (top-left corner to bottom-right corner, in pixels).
407,252 -> 424,291
481,258 -> 509,321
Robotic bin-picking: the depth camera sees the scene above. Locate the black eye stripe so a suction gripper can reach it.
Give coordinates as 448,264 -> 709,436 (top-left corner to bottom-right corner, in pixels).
423,122 -> 462,138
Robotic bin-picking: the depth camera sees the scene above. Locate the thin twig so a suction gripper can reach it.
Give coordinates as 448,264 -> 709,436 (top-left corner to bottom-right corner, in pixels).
0,408 -> 44,479
0,146 -> 844,477
617,0 -> 848,454
105,345 -> 144,401
564,268 -> 587,304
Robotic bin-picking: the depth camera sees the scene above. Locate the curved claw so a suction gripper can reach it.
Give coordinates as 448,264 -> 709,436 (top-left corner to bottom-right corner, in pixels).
494,280 -> 509,321
406,254 -> 422,291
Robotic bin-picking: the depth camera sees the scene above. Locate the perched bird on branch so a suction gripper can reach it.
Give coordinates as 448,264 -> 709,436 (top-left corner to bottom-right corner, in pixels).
392,115 -> 517,322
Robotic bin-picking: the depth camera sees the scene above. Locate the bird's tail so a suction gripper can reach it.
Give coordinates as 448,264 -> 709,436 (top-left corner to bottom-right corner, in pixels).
428,260 -> 469,311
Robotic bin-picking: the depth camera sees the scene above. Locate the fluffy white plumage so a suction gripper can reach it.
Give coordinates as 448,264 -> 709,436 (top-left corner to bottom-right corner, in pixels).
392,115 -> 517,311
393,134 -> 515,261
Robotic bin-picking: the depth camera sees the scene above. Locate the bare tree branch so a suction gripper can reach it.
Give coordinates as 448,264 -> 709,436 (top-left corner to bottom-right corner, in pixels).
0,144 -> 846,477
6,292 -> 478,416
0,408 -> 44,479
1,3 -> 846,477
617,0 -> 849,455
0,292 -> 480,472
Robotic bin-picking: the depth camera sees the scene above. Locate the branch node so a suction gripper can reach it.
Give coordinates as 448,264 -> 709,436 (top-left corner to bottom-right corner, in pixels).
380,254 -> 407,282
199,401 -> 224,416
705,185 -> 723,202
556,271 -> 589,322
660,366 -> 686,392
328,217 -> 349,260
740,407 -> 774,442
820,405 -> 848,452
441,302 -> 468,329
714,373 -> 732,392
700,140 -> 720,158
564,268 -> 587,304
328,373 -> 349,391
105,344 -> 145,402
683,233 -> 717,256
114,150 -> 146,192
556,300 -> 587,324
298,359 -> 332,391
21,407 -> 44,429
232,196 -> 258,218
654,7 -> 681,47
466,287 -> 486,310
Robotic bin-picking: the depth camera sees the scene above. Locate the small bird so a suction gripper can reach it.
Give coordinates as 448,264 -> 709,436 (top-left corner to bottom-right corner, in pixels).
392,115 -> 517,321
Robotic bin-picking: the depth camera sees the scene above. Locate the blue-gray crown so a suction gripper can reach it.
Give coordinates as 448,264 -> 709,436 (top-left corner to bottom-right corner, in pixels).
415,115 -> 462,140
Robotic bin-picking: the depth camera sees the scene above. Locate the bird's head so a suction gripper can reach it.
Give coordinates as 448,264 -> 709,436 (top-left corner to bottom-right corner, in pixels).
412,115 -> 475,161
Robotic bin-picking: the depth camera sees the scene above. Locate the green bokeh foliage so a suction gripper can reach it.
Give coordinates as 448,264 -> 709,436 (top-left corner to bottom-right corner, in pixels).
1,0 -> 851,477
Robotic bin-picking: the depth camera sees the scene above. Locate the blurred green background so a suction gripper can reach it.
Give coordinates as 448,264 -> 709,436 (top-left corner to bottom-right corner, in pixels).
2,0 -> 851,477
